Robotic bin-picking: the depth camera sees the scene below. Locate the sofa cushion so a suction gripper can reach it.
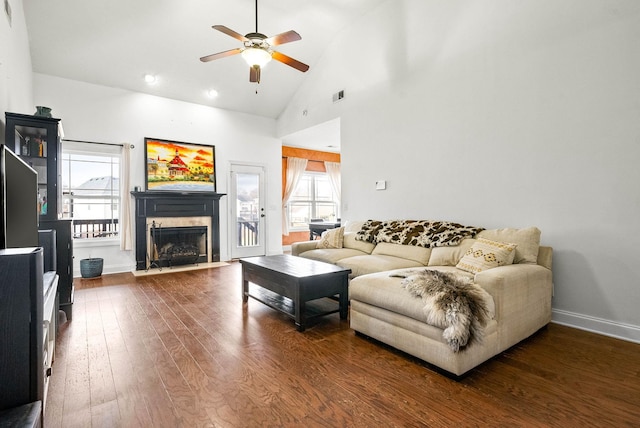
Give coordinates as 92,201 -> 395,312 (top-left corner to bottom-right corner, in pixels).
350,300 -> 498,350
337,255 -> 423,277
316,226 -> 344,249
350,271 -> 431,324
298,248 -> 369,264
343,220 -> 366,233
476,227 -> 541,264
428,238 -> 475,266
343,232 -> 376,254
349,267 -> 487,325
372,242 -> 431,265
456,238 -> 517,274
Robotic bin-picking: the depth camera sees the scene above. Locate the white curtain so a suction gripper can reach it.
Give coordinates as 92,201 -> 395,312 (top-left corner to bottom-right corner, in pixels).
120,143 -> 133,250
324,161 -> 341,202
282,157 -> 308,235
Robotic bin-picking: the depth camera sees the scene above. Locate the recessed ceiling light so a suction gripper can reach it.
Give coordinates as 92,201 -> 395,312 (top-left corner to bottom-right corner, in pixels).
144,74 -> 157,84
207,89 -> 219,98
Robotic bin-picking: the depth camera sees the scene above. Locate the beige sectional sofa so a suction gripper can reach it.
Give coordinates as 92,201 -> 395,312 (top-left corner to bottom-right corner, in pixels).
291,220 -> 553,376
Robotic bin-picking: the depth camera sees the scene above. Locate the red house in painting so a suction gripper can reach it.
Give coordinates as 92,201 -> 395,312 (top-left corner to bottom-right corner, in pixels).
167,149 -> 189,177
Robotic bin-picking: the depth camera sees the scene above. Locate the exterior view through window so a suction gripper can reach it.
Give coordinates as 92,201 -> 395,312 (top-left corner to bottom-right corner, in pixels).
61,141 -> 120,239
288,172 -> 339,230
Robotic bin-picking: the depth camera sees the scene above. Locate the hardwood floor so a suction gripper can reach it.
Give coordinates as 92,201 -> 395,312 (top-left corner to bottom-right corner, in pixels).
45,262 -> 640,427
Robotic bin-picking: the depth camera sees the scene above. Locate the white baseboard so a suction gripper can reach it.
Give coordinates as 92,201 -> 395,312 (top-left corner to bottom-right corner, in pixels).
552,309 -> 640,344
73,262 -> 135,278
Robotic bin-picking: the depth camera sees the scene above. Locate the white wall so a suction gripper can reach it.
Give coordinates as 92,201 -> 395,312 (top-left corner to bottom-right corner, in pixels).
0,0 -> 33,118
278,0 -> 640,342
34,74 -> 283,275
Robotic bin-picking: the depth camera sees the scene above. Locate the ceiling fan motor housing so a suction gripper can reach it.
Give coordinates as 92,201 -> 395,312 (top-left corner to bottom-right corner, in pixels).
245,32 -> 267,41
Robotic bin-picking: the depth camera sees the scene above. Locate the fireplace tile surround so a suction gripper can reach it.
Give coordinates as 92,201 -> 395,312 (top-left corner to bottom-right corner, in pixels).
131,191 -> 225,271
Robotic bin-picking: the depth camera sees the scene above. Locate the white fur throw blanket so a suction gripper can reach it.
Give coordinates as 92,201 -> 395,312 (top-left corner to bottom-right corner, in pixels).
391,269 -> 494,352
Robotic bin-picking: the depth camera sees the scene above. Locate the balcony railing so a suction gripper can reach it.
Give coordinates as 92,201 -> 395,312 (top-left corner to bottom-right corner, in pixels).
74,219 -> 257,244
72,219 -> 119,239
238,220 -> 258,246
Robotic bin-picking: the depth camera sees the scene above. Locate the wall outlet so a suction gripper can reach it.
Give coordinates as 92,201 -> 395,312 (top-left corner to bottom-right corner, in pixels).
376,180 -> 386,190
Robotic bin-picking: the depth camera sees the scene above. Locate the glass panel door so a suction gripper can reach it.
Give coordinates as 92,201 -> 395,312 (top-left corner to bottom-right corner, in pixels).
230,164 -> 265,258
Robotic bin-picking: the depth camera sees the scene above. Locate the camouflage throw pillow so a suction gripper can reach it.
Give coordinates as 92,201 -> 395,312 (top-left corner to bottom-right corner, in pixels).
354,220 -> 384,242
356,219 -> 484,248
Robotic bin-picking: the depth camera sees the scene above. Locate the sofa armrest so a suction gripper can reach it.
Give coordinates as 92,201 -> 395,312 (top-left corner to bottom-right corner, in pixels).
474,264 -> 553,324
291,240 -> 319,256
474,264 -> 553,349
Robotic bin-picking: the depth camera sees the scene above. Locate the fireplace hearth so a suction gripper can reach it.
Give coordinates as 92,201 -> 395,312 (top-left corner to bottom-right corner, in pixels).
132,191 -> 225,271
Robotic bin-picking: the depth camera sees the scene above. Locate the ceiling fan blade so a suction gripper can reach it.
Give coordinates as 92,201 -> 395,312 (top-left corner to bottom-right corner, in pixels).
264,30 -> 301,46
200,48 -> 242,62
212,25 -> 249,42
249,65 -> 261,83
272,51 -> 310,72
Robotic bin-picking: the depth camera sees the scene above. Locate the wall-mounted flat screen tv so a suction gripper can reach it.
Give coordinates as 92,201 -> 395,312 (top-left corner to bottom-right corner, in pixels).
144,138 -> 216,192
0,144 -> 39,249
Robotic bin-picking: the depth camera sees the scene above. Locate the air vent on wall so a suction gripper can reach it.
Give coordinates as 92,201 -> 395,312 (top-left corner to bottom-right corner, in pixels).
332,90 -> 345,103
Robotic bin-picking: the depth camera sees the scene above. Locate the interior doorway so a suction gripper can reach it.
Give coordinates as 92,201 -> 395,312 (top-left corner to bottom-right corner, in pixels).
281,118 -> 342,248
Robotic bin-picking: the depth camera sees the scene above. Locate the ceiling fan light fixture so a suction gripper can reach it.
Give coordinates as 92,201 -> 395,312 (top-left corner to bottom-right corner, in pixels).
241,47 -> 272,68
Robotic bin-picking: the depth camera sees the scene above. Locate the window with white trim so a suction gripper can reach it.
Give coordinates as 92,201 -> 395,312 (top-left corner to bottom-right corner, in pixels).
61,141 -> 121,239
288,172 -> 339,230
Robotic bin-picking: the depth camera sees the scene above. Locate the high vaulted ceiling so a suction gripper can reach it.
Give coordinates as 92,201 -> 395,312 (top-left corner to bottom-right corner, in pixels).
24,0 -> 385,121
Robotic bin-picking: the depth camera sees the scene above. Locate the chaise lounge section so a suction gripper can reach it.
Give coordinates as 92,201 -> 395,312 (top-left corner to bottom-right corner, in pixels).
292,220 -> 553,376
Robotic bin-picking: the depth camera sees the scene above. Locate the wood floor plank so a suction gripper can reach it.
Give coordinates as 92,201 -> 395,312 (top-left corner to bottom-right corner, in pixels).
44,262 -> 640,427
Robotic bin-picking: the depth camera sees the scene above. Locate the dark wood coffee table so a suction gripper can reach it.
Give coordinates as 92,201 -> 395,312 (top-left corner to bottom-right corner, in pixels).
240,255 -> 351,331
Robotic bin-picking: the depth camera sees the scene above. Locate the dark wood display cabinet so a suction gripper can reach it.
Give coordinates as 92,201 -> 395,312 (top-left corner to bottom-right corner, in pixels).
5,112 -> 74,320
4,112 -> 62,221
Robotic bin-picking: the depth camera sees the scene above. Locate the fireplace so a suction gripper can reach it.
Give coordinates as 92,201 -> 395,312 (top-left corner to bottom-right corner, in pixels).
132,191 -> 225,270
149,222 -> 207,268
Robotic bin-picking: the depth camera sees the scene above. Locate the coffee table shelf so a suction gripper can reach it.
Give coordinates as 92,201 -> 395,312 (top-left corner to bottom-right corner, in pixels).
246,283 -> 341,321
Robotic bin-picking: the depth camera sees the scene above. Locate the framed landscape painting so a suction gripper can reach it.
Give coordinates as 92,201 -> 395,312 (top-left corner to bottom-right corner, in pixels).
145,137 -> 216,192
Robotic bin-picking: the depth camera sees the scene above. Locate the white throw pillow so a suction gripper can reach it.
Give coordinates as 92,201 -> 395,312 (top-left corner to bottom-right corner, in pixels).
456,238 -> 517,274
316,227 -> 345,249
476,227 -> 541,264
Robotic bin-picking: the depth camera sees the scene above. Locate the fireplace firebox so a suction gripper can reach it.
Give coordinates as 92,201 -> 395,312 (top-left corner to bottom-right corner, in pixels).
150,223 -> 207,268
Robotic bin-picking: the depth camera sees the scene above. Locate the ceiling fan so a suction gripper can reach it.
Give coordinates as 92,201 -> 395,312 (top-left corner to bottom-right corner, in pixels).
200,0 -> 309,84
